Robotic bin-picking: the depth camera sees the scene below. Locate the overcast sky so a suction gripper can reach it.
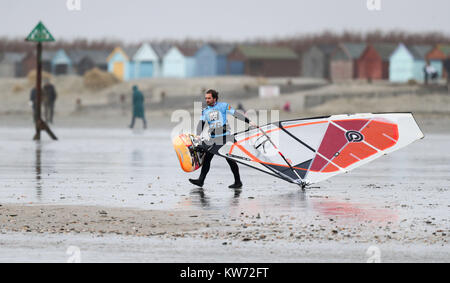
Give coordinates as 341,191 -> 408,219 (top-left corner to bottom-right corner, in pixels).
1,0 -> 450,43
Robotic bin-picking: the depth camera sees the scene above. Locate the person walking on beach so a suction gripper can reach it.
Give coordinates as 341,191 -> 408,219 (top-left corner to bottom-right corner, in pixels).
424,61 -> 438,85
423,62 -> 430,85
189,89 -> 256,189
43,79 -> 57,124
129,85 -> 147,129
29,87 -> 38,123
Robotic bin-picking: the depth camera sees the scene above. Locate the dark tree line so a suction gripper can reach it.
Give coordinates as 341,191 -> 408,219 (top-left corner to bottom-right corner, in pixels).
266,30 -> 450,53
0,37 -> 122,53
1,30 -> 450,53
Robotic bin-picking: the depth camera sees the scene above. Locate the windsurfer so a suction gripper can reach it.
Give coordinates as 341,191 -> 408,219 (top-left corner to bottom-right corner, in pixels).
189,89 -> 256,189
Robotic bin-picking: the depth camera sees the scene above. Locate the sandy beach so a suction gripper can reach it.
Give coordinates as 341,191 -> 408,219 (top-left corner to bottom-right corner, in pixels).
0,124 -> 448,262
3,0 -> 450,264
0,77 -> 449,262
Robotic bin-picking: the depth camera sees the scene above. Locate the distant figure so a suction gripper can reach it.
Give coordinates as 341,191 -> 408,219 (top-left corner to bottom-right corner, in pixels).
443,59 -> 450,94
428,65 -> 438,81
283,101 -> 291,112
29,87 -> 38,122
75,98 -> 82,112
424,61 -> 438,85
120,94 -> 126,115
129,85 -> 147,129
160,91 -> 166,107
423,63 -> 428,85
43,79 -> 57,123
237,102 -> 245,113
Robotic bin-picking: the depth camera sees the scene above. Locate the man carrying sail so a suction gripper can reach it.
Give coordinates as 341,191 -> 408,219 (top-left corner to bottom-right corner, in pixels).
189,89 -> 256,189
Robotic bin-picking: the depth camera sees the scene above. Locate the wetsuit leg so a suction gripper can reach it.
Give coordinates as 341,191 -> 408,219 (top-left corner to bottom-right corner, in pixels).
226,158 -> 241,183
198,151 -> 214,182
212,135 -> 241,183
197,135 -> 241,184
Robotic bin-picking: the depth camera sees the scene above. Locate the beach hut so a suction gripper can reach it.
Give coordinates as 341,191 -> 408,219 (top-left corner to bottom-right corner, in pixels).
301,46 -> 324,78
227,45 -> 300,77
301,44 -> 336,79
330,43 -> 366,81
132,43 -> 160,78
426,46 -> 446,77
41,50 -> 56,73
438,44 -> 450,78
0,52 -> 26,77
388,44 -> 434,82
227,51 -> 245,76
162,46 -> 197,78
21,51 -> 36,76
389,43 -> 416,82
357,43 -> 397,80
195,43 -> 234,77
439,44 -> 450,57
68,50 -> 87,75
51,49 -> 72,75
124,47 -> 139,80
152,43 -> 172,77
87,50 -> 109,72
107,46 -> 138,81
69,50 -> 110,75
317,44 -> 337,79
410,45 -> 437,81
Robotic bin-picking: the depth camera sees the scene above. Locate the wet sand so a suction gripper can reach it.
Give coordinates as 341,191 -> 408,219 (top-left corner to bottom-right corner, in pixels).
0,125 -> 449,262
1,232 -> 447,263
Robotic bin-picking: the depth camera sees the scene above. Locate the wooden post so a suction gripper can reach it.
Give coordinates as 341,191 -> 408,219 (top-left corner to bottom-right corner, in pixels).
33,43 -> 58,141
27,21 -> 58,141
34,42 -> 42,140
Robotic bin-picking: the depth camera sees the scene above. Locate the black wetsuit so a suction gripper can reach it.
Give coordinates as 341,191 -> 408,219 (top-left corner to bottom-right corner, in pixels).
197,135 -> 241,185
194,103 -> 251,185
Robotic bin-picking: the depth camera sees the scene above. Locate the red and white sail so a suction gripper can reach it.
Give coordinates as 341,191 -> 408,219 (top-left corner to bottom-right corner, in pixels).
218,113 -> 424,185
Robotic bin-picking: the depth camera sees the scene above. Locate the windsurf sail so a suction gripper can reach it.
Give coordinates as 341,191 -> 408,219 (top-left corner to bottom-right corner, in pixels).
217,113 -> 424,186
254,125 -> 304,185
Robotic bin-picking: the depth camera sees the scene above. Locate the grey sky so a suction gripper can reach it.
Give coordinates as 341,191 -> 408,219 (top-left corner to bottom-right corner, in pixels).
1,0 -> 450,43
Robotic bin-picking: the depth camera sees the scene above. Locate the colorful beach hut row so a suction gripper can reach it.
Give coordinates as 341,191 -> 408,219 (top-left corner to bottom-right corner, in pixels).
0,43 -> 301,79
41,49 -> 110,75
0,49 -> 111,77
2,42 -> 450,81
106,43 -> 197,80
107,43 -> 301,80
302,43 -> 450,82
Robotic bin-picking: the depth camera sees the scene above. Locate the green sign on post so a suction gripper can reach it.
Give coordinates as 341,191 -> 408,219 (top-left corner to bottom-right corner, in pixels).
26,21 -> 55,43
26,21 -> 58,141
